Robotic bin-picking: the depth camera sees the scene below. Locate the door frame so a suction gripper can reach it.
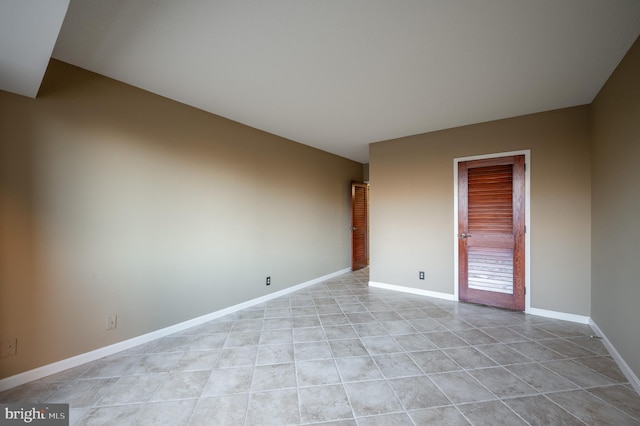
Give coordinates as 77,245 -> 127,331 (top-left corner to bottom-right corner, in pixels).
453,150 -> 531,312
351,181 -> 369,271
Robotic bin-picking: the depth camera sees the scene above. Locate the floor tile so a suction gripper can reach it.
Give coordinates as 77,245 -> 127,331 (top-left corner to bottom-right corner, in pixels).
256,343 -> 294,365
224,330 -> 261,348
190,394 -> 249,425
393,333 -> 436,352
539,338 -> 597,358
149,370 -> 210,401
435,318 -> 475,331
344,380 -> 403,417
454,328 -> 498,345
75,404 -> 144,426
355,412 -> 414,425
457,400 -> 527,426
373,353 -> 423,378
360,336 -> 402,354
541,359 -> 616,388
335,356 -> 383,382
4,268 -> 640,426
408,406 -> 470,425
296,359 -> 341,386
503,395 -> 583,426
80,355 -> 139,379
147,335 -> 192,353
405,318 -> 444,332
379,320 -> 417,335
546,390 -> 639,425
128,352 -> 183,375
293,316 -> 322,328
467,367 -> 537,398
320,314 -> 350,326
353,322 -> 389,337
424,331 -> 469,348
534,321 -> 593,338
0,381 -> 60,404
259,329 -> 293,345
409,350 -> 461,374
475,343 -> 531,365
201,366 -> 253,396
324,325 -> 359,340
251,363 -> 297,391
171,349 -> 219,372
443,346 -> 497,369
565,335 -> 609,355
372,311 -> 403,322
388,376 -> 450,410
95,374 -> 165,406
231,319 -> 264,332
329,339 -> 369,358
135,399 -> 196,426
506,341 -> 565,361
218,346 -> 258,368
46,378 -> 118,408
298,385 -> 353,423
481,326 -> 529,343
293,326 -> 327,342
262,318 -> 292,330
189,333 -> 228,351
574,356 -> 629,382
505,363 -> 579,393
428,371 -> 495,404
588,384 -> 640,421
295,341 -> 334,361
246,389 -> 300,425
198,320 -> 233,334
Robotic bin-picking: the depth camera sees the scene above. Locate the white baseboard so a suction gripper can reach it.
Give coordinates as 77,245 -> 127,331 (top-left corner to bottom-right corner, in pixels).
0,268 -> 350,392
589,319 -> 640,395
526,307 -> 590,324
368,281 -> 455,301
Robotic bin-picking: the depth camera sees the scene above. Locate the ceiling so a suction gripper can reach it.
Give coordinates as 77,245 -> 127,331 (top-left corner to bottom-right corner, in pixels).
3,1 -> 640,163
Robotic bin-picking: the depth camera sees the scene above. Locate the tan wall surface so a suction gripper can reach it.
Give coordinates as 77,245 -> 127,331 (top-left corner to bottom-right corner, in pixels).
591,36 -> 640,376
0,60 -> 362,378
370,106 -> 591,316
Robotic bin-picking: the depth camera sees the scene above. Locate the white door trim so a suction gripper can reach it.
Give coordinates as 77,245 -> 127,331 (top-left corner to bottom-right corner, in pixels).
453,150 -> 531,312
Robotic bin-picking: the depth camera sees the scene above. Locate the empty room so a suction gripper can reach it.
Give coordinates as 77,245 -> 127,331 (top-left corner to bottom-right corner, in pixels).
1,1 -> 640,425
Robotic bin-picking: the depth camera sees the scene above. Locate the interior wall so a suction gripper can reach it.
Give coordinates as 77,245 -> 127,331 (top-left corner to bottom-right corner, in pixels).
369,106 -> 591,316
0,60 -> 363,378
591,36 -> 640,377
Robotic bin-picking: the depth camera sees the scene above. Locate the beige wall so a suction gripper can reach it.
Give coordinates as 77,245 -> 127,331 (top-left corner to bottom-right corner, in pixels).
370,106 -> 591,316
0,60 -> 362,378
591,36 -> 640,376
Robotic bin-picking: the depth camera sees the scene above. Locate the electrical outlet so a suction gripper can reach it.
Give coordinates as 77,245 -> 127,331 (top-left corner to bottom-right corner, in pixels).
266,276 -> 271,286
1,339 -> 17,357
419,271 -> 425,280
106,315 -> 117,330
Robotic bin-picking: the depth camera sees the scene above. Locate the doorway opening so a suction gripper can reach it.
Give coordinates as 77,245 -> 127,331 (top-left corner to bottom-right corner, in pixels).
454,151 -> 530,311
351,181 -> 369,271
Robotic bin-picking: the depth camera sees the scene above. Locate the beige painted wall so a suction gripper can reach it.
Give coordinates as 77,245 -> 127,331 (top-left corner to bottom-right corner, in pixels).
370,106 -> 591,316
591,36 -> 640,376
0,60 -> 362,378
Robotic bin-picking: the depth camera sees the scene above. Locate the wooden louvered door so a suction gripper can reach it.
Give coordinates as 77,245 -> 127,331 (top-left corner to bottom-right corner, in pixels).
351,182 -> 369,271
458,155 -> 525,311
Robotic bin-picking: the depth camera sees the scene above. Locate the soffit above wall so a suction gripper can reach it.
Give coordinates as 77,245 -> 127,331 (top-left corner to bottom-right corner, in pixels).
0,0 -> 70,98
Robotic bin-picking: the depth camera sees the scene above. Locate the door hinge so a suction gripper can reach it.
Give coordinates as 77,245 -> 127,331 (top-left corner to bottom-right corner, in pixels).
524,225 -> 526,233
524,287 -> 526,295
524,163 -> 526,172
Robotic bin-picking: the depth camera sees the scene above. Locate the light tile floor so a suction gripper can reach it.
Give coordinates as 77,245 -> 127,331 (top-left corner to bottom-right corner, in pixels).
2,268 -> 640,425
